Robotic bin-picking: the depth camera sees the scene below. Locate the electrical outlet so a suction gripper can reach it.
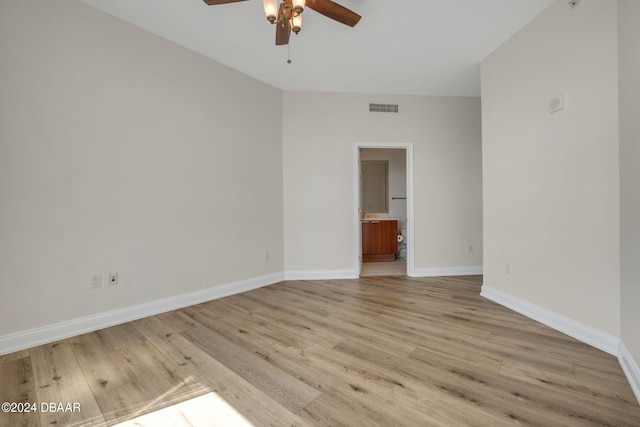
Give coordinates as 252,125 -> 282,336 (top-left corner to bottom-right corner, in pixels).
467,244 -> 473,253
90,274 -> 102,289
505,263 -> 511,274
108,272 -> 118,286
264,251 -> 270,261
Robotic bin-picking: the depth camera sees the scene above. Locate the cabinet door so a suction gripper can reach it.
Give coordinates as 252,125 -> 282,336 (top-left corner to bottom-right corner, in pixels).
377,220 -> 398,254
361,221 -> 378,255
362,220 -> 397,261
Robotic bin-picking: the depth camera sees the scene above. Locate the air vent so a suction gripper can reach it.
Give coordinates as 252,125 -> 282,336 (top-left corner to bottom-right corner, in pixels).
369,103 -> 399,113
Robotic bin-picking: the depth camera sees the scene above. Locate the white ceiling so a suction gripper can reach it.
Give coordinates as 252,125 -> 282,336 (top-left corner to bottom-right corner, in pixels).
79,0 -> 554,97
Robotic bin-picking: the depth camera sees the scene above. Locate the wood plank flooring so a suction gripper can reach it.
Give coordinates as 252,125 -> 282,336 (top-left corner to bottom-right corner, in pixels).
360,260 -> 406,277
1,275 -> 639,426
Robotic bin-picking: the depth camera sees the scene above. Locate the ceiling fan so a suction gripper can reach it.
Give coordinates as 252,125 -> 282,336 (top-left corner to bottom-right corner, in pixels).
202,0 -> 361,45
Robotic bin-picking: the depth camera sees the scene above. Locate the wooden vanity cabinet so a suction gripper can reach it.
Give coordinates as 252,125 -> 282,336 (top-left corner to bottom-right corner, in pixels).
362,219 -> 398,262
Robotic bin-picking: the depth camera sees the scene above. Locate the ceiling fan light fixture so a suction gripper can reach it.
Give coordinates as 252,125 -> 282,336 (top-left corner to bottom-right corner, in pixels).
292,13 -> 302,34
292,0 -> 305,15
263,0 -> 278,23
203,0 -> 361,46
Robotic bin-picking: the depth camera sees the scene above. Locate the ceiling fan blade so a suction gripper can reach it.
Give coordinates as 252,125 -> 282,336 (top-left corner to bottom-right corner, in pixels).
305,0 -> 361,27
202,0 -> 248,5
275,2 -> 292,45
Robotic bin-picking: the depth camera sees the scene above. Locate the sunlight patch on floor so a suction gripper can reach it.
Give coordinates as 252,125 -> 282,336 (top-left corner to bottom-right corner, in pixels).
113,392 -> 254,427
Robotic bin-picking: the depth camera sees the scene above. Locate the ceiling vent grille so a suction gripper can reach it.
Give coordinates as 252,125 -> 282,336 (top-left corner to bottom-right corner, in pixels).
369,103 -> 399,113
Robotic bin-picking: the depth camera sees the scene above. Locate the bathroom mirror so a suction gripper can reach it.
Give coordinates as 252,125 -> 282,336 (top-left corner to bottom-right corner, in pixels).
361,160 -> 388,213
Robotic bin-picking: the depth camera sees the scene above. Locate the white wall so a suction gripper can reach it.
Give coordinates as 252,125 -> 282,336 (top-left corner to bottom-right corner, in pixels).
0,0 -> 283,338
619,0 -> 640,375
360,148 -> 407,230
283,92 -> 482,275
481,0 -> 620,336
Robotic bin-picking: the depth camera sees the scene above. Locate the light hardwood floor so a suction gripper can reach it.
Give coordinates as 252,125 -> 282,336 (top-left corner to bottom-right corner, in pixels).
1,276 -> 639,426
360,260 -> 406,277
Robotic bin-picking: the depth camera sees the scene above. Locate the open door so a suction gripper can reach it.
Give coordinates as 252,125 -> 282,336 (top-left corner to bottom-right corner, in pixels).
357,154 -> 364,275
354,142 -> 414,277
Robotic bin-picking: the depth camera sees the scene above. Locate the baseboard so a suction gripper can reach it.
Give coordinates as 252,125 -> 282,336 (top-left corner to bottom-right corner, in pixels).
284,267 -> 483,281
618,341 -> 640,404
0,272 -> 284,356
480,285 -> 619,356
411,266 -> 483,277
284,269 -> 358,281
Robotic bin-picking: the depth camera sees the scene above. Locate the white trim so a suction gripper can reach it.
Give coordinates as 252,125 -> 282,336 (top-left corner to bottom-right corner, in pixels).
284,270 -> 357,281
406,145 -> 415,276
480,285 -> 619,355
0,272 -> 283,356
411,266 -> 483,277
618,341 -> 640,404
354,142 -> 415,277
354,144 -> 363,277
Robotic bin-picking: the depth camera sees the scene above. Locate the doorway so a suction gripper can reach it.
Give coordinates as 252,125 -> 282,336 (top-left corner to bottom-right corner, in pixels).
353,143 -> 414,277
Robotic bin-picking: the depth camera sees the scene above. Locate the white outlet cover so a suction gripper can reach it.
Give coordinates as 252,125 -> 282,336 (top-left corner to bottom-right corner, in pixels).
109,272 -> 118,285
549,94 -> 565,113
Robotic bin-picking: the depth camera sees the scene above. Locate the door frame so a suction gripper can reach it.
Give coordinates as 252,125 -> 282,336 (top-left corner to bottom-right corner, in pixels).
353,142 -> 415,277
